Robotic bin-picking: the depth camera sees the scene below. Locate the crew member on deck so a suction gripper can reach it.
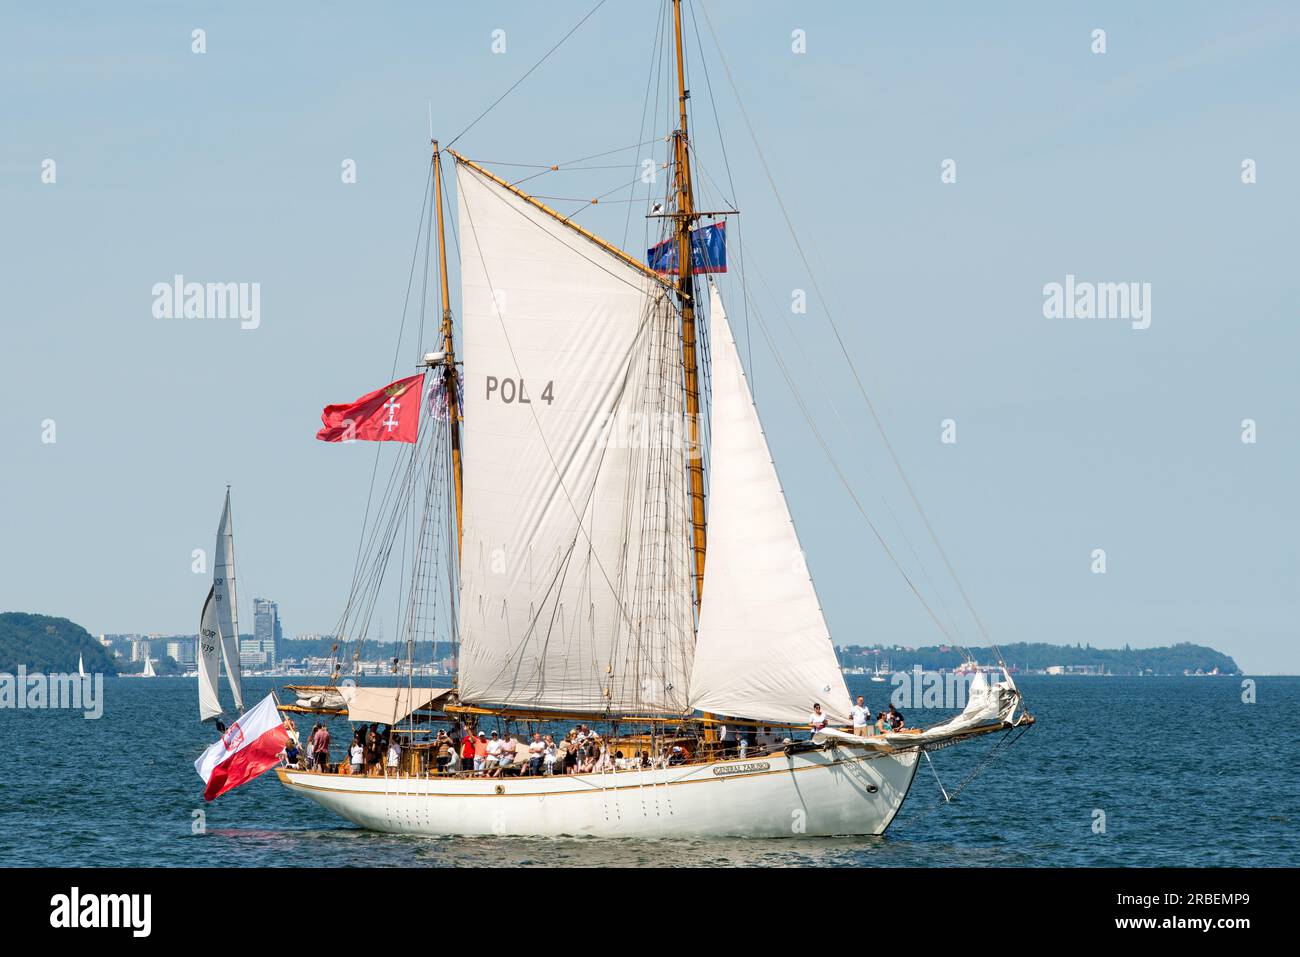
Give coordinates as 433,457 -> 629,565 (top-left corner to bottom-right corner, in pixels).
850,696 -> 871,737
808,703 -> 828,733
888,704 -> 905,731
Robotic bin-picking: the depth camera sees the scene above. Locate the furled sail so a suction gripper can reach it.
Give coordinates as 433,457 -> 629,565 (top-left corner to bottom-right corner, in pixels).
198,585 -> 223,721
454,159 -> 696,714
688,282 -> 852,725
213,490 -> 244,712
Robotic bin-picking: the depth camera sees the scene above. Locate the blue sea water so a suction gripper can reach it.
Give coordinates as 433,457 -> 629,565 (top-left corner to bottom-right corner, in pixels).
0,675 -> 1294,867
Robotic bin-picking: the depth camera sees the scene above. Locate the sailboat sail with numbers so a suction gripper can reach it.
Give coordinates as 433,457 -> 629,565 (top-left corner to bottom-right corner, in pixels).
274,0 -> 1034,838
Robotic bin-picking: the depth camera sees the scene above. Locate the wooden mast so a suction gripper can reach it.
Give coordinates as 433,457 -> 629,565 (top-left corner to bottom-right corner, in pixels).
671,0 -> 718,745
671,0 -> 707,612
432,140 -> 464,561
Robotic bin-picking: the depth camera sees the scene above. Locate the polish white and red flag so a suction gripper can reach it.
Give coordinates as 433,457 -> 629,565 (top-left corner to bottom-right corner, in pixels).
194,694 -> 290,801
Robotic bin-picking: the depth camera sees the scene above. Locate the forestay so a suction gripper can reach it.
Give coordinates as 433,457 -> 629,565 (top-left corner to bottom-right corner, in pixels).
688,282 -> 852,725
454,161 -> 696,715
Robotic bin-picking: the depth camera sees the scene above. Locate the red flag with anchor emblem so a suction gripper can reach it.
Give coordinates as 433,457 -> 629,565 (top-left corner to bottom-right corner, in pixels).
316,373 -> 425,443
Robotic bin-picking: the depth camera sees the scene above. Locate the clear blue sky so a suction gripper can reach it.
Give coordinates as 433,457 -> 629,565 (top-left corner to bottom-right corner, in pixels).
2,2 -> 1296,672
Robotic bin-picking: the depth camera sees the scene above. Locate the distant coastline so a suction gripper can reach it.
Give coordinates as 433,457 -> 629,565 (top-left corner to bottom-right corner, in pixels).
0,611 -> 1244,678
836,641 -> 1240,677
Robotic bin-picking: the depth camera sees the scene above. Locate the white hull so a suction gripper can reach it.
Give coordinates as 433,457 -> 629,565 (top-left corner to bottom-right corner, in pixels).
278,745 -> 921,839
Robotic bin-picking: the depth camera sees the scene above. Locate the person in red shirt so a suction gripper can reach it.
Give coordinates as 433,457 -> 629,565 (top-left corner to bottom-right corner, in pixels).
460,727 -> 476,775
311,723 -> 332,772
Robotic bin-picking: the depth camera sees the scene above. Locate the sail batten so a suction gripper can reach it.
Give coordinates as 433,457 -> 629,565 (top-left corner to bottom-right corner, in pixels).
454,160 -> 696,715
687,282 -> 852,725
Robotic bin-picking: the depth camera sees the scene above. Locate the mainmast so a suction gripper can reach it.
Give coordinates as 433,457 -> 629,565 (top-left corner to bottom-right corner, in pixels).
671,0 -> 707,611
431,140 -> 464,561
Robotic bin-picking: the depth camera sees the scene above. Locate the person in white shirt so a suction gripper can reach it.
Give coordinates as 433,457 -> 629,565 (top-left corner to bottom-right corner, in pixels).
527,733 -> 545,775
543,736 -> 558,775
349,737 -> 364,774
486,731 -> 505,777
808,703 -> 829,733
850,695 -> 871,737
499,735 -> 519,774
386,738 -> 401,773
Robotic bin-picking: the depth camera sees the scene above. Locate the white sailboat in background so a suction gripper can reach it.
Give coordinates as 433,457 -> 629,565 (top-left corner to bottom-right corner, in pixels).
198,489 -> 244,722
141,656 -> 157,678
77,653 -> 85,678
274,0 -> 1034,838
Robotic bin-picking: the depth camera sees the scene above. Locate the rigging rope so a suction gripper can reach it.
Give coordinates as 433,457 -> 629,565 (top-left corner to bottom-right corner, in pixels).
446,0 -> 610,150
696,1 -> 999,665
902,723 -> 1034,827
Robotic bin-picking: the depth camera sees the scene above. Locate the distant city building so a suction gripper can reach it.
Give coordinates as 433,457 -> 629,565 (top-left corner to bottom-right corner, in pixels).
240,638 -> 276,670
166,640 -> 196,668
130,638 -> 152,662
253,598 -> 282,667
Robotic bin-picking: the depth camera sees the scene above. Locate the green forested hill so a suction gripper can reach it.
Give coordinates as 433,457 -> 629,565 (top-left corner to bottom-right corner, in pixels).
0,612 -> 118,674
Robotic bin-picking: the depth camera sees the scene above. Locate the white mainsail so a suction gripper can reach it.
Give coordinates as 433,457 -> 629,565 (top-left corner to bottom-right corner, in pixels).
77,653 -> 85,678
454,160 -> 696,714
198,584 -> 223,721
142,656 -> 157,678
688,282 -> 852,725
213,489 -> 244,712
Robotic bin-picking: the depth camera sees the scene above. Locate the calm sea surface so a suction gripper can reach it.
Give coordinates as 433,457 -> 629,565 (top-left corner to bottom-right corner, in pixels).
1,675 -> 1295,867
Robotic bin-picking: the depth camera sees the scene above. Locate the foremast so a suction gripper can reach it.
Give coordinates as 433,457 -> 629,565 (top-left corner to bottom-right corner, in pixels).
431,141 -> 464,562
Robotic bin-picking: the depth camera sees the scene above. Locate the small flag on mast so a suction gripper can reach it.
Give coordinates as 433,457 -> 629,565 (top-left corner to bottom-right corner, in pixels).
647,221 -> 727,275
316,373 -> 425,443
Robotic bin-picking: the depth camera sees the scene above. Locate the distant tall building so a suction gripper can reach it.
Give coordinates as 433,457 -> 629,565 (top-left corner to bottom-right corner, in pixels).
130,638 -> 151,662
166,640 -> 196,668
253,598 -> 282,668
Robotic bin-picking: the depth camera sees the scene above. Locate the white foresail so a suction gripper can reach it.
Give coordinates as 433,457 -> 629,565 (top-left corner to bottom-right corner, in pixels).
198,585 -> 223,721
213,490 -> 244,712
454,160 -> 696,714
688,282 -> 852,725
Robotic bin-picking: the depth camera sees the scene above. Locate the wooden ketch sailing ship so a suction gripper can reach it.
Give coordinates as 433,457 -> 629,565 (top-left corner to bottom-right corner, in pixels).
275,0 -> 1033,838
